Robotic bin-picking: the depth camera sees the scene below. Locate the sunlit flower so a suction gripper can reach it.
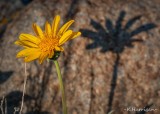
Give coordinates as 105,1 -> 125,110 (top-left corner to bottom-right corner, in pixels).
15,15 -> 81,64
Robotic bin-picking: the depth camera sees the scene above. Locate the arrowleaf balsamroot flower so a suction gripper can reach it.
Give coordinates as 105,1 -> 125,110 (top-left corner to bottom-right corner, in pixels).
15,15 -> 81,64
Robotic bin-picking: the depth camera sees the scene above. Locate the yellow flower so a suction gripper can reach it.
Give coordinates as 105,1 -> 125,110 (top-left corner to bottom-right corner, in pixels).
15,15 -> 81,64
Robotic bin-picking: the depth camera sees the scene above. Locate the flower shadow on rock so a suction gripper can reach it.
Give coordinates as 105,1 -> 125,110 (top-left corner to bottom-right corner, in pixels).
81,11 -> 156,53
80,10 -> 156,113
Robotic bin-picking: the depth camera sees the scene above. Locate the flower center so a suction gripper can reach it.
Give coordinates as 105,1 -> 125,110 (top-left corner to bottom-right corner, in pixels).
39,37 -> 59,52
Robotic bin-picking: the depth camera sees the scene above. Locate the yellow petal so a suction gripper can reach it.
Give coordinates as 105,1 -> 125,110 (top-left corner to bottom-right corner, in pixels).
15,40 -> 23,45
14,42 -> 28,48
52,15 -> 60,36
58,20 -> 74,36
32,23 -> 44,39
24,51 -> 41,62
16,48 -> 40,58
70,31 -> 81,40
39,52 -> 48,64
15,40 -> 38,48
45,21 -> 52,35
48,51 -> 54,58
55,46 -> 64,51
59,30 -> 73,45
19,33 -> 40,44
32,23 -> 38,36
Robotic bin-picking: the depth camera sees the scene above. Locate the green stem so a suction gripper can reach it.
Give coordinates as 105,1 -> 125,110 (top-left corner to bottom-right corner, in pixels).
53,60 -> 67,114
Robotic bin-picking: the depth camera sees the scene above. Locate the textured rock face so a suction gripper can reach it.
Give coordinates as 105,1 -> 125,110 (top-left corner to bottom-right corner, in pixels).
0,0 -> 160,114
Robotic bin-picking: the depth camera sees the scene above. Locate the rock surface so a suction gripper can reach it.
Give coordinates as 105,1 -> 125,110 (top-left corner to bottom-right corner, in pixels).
0,0 -> 160,114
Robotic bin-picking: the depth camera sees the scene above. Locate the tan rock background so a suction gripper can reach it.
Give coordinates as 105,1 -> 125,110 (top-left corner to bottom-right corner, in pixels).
0,0 -> 160,114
